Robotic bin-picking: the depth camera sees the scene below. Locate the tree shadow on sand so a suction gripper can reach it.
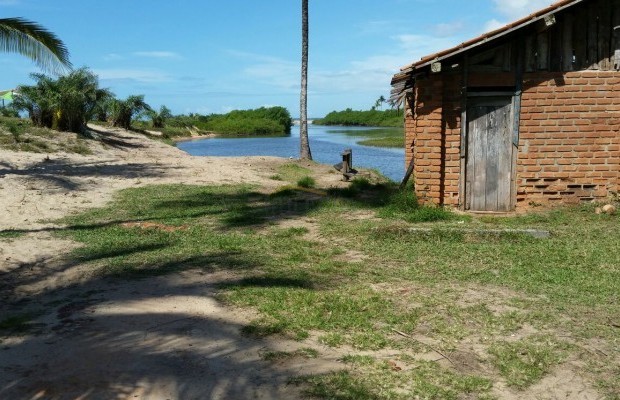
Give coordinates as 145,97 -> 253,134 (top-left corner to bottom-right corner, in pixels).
0,276 -> 326,399
0,234 -> 330,399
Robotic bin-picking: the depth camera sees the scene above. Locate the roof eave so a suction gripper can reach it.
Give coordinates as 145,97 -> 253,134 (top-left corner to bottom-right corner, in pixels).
401,0 -> 585,73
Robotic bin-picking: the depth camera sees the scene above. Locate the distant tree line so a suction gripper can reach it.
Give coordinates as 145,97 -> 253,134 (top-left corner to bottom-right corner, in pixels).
4,68 -> 292,137
169,107 -> 292,136
314,108 -> 403,127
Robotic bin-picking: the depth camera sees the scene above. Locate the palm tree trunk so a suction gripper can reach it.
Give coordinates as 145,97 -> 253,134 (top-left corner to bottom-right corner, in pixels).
299,0 -> 312,160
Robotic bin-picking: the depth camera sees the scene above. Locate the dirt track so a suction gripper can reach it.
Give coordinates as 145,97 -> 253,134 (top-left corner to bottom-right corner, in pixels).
0,127 -> 346,399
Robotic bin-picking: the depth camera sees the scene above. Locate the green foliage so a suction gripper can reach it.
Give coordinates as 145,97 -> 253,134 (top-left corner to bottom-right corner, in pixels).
296,176 -> 316,188
13,68 -> 111,133
110,95 -> 152,130
489,338 -> 569,389
55,182 -> 620,398
357,136 -> 404,148
0,116 -> 92,154
149,105 -> 173,128
0,313 -> 39,334
314,108 -> 403,127
0,229 -> 24,240
276,163 -> 313,183
0,104 -> 19,118
297,363 -> 493,400
165,106 -> 292,136
0,17 -> 71,74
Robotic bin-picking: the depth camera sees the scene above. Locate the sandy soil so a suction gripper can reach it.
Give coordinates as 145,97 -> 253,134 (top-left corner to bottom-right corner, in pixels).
0,126 -> 606,399
0,126 -> 347,400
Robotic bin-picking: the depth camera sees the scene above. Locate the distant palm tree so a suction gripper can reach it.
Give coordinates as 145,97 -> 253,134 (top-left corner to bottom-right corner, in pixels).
110,95 -> 152,130
0,17 -> 71,74
299,0 -> 312,160
14,68 -> 109,132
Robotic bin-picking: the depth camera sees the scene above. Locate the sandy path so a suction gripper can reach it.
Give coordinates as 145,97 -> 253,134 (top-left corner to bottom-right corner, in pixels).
0,126 -> 288,231
0,127 -> 345,399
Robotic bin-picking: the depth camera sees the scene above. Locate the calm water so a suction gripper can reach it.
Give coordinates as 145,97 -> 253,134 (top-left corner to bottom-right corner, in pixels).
176,125 -> 405,181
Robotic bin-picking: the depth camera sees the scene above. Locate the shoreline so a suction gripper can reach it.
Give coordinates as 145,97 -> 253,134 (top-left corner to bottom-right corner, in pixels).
172,132 -> 219,143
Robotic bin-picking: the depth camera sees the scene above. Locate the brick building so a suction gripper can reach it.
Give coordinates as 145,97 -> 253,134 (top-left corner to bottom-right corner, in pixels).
391,0 -> 620,212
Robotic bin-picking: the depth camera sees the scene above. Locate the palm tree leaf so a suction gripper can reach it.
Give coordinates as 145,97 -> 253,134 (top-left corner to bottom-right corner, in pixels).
0,18 -> 71,74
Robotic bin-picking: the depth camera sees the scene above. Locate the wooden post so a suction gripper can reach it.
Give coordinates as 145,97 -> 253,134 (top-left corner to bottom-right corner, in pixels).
563,13 -> 574,71
573,8 -> 588,70
599,0 -> 612,70
341,149 -> 352,175
537,31 -> 550,70
460,55 -> 468,210
613,0 -> 620,70
587,2 -> 599,69
512,36 -> 525,211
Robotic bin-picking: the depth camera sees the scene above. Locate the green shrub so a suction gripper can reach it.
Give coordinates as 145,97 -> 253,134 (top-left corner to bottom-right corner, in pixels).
297,176 -> 316,188
314,108 -> 403,127
166,106 -> 292,136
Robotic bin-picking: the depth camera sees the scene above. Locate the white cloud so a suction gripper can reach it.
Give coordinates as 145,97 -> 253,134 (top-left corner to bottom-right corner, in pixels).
483,18 -> 507,33
231,31 -> 459,99
93,68 -> 171,83
432,21 -> 466,38
492,0 -> 553,19
394,34 -> 463,65
134,51 -> 182,59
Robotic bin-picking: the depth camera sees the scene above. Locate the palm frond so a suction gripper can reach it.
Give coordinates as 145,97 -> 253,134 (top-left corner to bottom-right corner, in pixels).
0,18 -> 71,74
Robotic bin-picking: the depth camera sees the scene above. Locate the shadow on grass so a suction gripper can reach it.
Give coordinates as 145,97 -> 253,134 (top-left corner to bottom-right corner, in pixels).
0,158 -> 177,191
87,126 -> 148,149
0,277 -> 316,399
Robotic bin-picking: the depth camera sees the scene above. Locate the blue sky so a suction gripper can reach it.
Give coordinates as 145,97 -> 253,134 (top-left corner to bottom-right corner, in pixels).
1,0 -> 552,117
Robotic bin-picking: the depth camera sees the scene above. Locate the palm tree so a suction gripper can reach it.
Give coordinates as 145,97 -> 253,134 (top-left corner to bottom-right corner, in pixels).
299,0 -> 312,160
0,17 -> 71,74
149,105 -> 173,128
110,95 -> 152,130
13,68 -> 109,132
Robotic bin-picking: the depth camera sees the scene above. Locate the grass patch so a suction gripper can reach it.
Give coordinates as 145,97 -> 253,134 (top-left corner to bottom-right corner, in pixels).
261,347 -> 319,362
0,313 -> 39,334
358,136 -> 404,148
296,362 -> 493,400
55,182 -> 620,399
277,162 -> 312,183
489,337 -> 570,389
297,176 -> 316,188
0,117 -> 93,154
0,230 -> 24,240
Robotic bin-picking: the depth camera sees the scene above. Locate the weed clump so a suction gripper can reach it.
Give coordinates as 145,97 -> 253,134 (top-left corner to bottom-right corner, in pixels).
297,176 -> 316,188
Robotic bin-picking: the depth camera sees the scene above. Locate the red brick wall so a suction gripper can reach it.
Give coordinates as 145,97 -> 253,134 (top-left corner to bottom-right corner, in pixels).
407,72 -> 461,207
405,70 -> 620,209
518,71 -> 620,206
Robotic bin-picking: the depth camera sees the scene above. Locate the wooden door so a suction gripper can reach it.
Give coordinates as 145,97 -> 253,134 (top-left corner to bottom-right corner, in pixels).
465,97 -> 514,212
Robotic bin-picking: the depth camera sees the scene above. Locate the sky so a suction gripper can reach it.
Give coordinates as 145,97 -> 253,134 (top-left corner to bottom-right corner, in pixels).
0,0 -> 554,117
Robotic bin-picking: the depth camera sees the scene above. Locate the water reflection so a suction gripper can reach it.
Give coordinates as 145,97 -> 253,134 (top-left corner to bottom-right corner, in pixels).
176,125 -> 405,182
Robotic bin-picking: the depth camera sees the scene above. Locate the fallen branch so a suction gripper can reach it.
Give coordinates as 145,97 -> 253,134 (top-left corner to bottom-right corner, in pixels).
392,328 -> 455,366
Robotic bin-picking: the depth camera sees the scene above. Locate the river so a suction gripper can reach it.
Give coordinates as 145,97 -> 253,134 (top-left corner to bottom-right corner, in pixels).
176,125 -> 405,182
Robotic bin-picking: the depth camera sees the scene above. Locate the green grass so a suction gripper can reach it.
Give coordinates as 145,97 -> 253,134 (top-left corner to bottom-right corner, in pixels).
314,109 -> 403,127
0,230 -> 25,240
0,313 -> 40,334
297,176 -> 316,188
358,136 -> 404,148
0,117 -> 93,154
489,337 -> 570,389
276,162 -> 313,183
295,362 -> 494,400
54,181 -> 620,398
261,347 -> 319,362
